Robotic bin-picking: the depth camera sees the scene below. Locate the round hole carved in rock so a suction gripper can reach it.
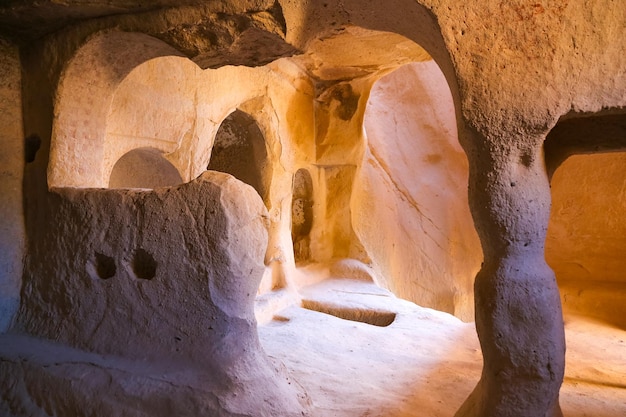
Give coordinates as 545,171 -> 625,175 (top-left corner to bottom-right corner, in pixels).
94,252 -> 116,279
132,248 -> 157,280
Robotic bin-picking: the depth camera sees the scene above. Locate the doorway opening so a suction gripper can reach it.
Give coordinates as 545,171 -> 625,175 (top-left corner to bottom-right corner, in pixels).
544,113 -> 626,416
208,110 -> 271,204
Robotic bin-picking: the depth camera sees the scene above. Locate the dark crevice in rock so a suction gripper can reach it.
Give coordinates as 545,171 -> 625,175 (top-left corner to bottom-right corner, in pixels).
301,300 -> 396,327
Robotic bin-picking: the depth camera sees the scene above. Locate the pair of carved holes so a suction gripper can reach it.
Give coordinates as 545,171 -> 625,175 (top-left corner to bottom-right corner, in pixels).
93,249 -> 157,280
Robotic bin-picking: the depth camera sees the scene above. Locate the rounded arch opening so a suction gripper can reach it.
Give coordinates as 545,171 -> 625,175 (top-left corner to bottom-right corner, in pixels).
208,109 -> 272,203
544,112 -> 626,416
109,148 -> 183,189
545,112 -> 626,327
353,60 -> 482,321
49,31 -> 192,188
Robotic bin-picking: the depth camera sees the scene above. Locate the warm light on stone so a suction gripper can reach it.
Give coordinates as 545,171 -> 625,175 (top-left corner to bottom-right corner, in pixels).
0,1 -> 625,417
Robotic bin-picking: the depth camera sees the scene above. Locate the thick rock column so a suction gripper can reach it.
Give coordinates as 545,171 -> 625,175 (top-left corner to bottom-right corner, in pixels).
456,132 -> 565,417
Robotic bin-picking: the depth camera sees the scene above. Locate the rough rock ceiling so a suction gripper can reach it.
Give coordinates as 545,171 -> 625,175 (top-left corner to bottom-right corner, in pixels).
292,26 -> 432,82
0,0 -> 278,42
1,1 -> 432,80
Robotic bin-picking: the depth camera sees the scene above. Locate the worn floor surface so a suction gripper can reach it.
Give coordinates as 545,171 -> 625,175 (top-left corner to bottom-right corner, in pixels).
258,278 -> 626,417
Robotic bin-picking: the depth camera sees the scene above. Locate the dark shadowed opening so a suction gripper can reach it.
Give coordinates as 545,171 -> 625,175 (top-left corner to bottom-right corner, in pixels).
291,168 -> 314,263
208,110 -> 271,203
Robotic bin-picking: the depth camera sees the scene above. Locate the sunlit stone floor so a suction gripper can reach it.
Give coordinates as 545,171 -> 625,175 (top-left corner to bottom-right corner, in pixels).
258,278 -> 626,417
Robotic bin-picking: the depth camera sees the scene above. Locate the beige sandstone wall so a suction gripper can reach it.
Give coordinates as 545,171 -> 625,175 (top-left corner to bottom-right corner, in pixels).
104,56 -> 200,184
354,61 -> 482,321
0,1 -> 625,417
48,29 -> 318,298
8,172 -> 307,416
3,4 -> 312,416
547,152 -> 626,327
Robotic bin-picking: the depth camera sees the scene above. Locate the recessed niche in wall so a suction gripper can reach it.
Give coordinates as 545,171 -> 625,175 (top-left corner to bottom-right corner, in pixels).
24,134 -> 41,163
291,168 -> 314,263
109,148 -> 183,189
131,248 -> 157,280
546,151 -> 626,328
49,31 -> 198,188
208,110 -> 271,202
544,112 -> 626,328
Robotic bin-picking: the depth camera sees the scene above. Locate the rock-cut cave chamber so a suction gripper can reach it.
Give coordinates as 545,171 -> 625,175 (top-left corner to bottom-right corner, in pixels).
0,1 -> 625,417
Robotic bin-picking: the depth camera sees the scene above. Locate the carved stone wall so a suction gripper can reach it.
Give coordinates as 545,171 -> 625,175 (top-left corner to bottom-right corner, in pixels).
0,1 -> 624,416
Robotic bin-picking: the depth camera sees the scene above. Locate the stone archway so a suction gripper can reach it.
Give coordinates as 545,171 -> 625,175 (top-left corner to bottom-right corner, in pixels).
208,110 -> 271,204
49,31 -> 193,188
355,61 -> 482,321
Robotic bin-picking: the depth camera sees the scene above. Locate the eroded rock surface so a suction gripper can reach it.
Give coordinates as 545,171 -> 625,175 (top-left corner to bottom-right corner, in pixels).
4,171 -> 308,417
0,1 -> 625,417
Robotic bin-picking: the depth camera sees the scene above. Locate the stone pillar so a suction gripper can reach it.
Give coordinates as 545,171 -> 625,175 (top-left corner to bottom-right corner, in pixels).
456,133 -> 565,417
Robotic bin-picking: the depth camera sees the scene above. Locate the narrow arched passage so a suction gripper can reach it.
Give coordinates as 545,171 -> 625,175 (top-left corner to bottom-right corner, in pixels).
356,61 -> 482,320
208,110 -> 271,204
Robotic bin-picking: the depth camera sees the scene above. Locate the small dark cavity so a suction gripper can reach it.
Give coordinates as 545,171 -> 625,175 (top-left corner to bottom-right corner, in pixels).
132,248 -> 157,280
25,134 -> 41,163
94,252 -> 116,279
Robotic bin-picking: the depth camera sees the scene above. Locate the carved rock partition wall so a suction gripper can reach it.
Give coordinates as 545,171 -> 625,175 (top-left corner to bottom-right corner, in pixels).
2,172 -> 307,416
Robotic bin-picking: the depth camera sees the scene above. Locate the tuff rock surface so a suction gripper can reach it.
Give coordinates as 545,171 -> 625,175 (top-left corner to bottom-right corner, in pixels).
0,1 -> 625,417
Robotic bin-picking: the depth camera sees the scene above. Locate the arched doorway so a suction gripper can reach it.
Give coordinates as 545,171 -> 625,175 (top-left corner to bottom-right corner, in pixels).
354,61 -> 482,320
544,112 -> 626,416
208,110 -> 271,203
